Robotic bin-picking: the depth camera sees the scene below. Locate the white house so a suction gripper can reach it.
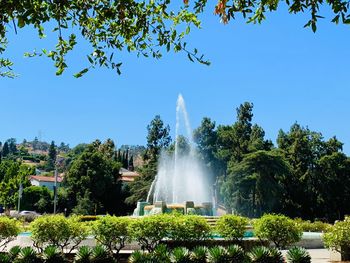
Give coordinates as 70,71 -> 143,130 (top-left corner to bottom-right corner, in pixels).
29,175 -> 63,191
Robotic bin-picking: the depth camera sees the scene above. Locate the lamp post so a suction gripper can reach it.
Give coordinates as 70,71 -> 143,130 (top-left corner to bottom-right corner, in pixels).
18,183 -> 23,213
53,168 -> 58,214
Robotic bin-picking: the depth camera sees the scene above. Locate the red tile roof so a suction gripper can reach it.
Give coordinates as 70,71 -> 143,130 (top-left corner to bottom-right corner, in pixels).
30,175 -> 63,183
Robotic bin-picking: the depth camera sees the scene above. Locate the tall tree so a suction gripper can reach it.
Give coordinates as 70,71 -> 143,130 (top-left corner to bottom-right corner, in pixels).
46,141 -> 57,171
221,150 -> 290,217
146,115 -> 171,162
64,141 -> 124,215
2,142 -> 9,158
193,117 -> 220,173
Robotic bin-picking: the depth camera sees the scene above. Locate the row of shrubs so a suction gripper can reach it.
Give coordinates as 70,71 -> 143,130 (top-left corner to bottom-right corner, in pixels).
0,245 -> 117,263
0,244 -> 312,263
130,245 -> 311,263
0,213 -> 346,258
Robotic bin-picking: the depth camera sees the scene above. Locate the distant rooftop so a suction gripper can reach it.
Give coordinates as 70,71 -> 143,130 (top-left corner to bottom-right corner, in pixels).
30,175 -> 63,183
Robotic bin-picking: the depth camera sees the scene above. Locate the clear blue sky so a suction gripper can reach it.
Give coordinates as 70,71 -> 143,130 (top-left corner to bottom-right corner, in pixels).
1,5 -> 350,152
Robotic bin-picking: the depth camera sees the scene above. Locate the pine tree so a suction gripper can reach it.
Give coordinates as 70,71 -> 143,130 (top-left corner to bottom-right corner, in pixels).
2,142 -> 9,157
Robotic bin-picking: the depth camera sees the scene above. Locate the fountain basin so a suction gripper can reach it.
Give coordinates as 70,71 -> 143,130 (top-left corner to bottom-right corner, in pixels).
133,201 -> 213,216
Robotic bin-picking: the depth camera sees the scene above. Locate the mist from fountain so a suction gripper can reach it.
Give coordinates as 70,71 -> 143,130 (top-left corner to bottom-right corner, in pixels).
147,94 -> 211,204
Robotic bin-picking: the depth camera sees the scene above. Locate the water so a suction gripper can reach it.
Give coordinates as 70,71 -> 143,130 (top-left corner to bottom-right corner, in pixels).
147,94 -> 211,204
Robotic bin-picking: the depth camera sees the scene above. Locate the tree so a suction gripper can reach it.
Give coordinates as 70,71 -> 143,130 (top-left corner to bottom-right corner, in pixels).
64,141 -> 124,215
146,115 -> 171,162
0,0 -> 208,78
1,142 -> 9,158
193,117 -> 220,173
5,138 -> 17,155
46,141 -> 57,171
221,150 -> 290,217
21,186 -> 52,213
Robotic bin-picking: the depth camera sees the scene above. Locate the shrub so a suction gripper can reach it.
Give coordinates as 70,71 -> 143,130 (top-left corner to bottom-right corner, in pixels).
91,245 -> 115,263
128,251 -> 151,263
247,246 -> 271,263
254,214 -> 302,249
294,219 -> 331,233
323,217 -> 350,253
170,215 -> 211,241
128,214 -> 174,252
151,244 -> 171,263
190,246 -> 208,263
0,217 -> 21,251
79,216 -> 98,222
30,215 -> 88,253
216,215 -> 248,241
226,244 -> 245,263
74,246 -> 92,263
15,247 -> 42,263
286,247 -> 311,263
42,246 -> 67,263
0,253 -> 11,263
207,246 -> 229,263
92,216 -> 130,257
171,247 -> 191,263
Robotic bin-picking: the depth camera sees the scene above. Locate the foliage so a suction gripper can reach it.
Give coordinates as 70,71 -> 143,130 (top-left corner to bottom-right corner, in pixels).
170,215 -> 211,241
42,246 -> 68,263
216,215 -> 248,241
226,245 -> 246,263
128,214 -> 173,252
207,246 -> 229,263
74,246 -> 92,263
128,250 -> 151,263
247,246 -> 274,263
64,140 -> 123,215
90,245 -> 116,263
92,216 -> 130,257
30,215 -> 88,253
286,247 -> 311,263
210,0 -> 350,32
294,219 -> 331,233
15,247 -> 42,263
254,214 -> 302,249
189,246 -> 208,263
0,217 -> 21,251
21,186 -> 52,214
0,0 -> 208,78
323,217 -> 350,253
171,247 -> 191,263
151,244 -> 171,263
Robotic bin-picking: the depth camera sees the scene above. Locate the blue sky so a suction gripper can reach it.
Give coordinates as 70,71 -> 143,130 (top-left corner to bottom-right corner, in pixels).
1,5 -> 350,152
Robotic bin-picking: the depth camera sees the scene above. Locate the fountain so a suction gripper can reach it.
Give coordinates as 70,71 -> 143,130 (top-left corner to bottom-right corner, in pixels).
133,94 -> 213,216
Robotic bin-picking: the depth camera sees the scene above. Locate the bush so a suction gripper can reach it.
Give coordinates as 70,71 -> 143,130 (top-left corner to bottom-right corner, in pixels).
92,216 -> 130,257
74,246 -> 92,263
254,214 -> 302,249
42,246 -> 68,263
324,216 -> 350,253
170,215 -> 211,241
226,245 -> 245,263
30,215 -> 88,253
0,217 -> 21,251
248,246 -> 283,263
15,246 -> 42,263
207,246 -> 229,263
190,246 -> 208,263
151,244 -> 171,263
128,251 -> 151,263
216,215 -> 248,241
171,247 -> 191,263
128,214 -> 174,252
91,245 -> 116,263
294,219 -> 331,233
286,247 -> 311,263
